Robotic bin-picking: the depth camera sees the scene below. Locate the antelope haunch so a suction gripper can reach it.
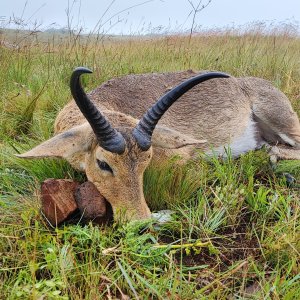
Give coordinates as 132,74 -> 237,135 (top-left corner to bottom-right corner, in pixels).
18,68 -> 300,220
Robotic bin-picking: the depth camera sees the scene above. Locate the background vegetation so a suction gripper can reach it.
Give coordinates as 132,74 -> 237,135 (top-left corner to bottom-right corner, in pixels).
0,26 -> 300,299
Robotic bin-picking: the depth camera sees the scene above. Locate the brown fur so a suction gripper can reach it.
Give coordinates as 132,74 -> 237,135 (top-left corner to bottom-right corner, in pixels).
18,70 -> 300,220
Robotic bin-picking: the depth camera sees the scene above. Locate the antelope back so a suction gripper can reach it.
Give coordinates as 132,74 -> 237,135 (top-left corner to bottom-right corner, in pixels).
55,70 -> 250,150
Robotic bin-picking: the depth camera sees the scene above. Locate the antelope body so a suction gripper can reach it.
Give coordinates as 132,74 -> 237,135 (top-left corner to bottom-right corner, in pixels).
19,68 -> 300,220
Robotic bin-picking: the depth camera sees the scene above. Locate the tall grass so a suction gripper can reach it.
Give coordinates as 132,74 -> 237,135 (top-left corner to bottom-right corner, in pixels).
0,27 -> 300,299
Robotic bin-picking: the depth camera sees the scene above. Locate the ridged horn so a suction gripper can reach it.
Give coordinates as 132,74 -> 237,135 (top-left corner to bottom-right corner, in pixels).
133,72 -> 230,151
70,67 -> 125,154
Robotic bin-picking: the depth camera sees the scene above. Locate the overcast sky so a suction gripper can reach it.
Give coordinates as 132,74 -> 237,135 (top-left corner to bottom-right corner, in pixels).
1,0 -> 300,34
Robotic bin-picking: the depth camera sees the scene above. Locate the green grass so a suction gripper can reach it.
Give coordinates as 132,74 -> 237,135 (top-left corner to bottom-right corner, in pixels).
0,28 -> 300,299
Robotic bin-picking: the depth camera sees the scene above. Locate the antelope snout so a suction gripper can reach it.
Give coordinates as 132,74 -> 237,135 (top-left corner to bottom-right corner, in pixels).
112,198 -> 151,221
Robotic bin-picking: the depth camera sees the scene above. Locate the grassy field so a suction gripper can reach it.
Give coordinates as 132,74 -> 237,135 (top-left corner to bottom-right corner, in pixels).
0,28 -> 300,299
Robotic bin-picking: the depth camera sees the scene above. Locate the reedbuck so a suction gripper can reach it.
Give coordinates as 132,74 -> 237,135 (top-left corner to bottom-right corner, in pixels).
18,67 -> 300,220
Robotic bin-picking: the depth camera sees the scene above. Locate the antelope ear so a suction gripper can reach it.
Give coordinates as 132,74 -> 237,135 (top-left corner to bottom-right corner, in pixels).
16,123 -> 94,160
152,125 -> 207,149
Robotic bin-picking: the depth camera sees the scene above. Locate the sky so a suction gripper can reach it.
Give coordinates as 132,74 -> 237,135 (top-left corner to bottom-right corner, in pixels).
1,0 -> 300,34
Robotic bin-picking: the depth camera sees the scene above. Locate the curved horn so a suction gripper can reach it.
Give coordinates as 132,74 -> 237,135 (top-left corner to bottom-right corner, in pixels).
133,72 -> 230,151
70,67 -> 125,154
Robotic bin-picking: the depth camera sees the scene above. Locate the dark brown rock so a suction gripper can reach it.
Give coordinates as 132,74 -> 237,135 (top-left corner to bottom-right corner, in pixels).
75,181 -> 108,222
41,179 -> 80,226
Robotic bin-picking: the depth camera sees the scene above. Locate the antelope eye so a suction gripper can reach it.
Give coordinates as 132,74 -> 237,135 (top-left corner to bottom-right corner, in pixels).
97,160 -> 113,173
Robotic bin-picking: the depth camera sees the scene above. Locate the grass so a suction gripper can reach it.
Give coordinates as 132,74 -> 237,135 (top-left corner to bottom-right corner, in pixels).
0,27 -> 300,299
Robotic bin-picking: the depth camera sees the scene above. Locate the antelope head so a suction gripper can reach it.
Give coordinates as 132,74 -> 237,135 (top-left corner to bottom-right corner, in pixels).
18,67 -> 229,220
